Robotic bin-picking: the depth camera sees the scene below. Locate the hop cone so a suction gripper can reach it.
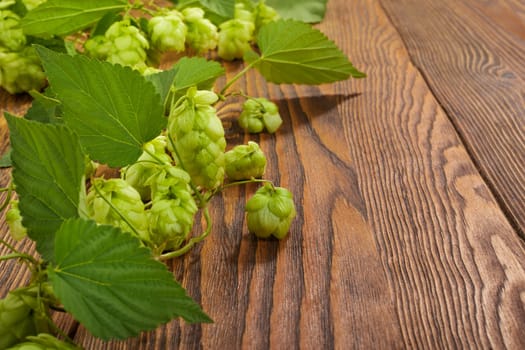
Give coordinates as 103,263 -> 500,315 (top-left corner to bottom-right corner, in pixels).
0,288 -> 47,349
148,10 -> 187,52
225,141 -> 267,180
87,178 -> 150,242
104,20 -> 149,70
253,0 -> 280,34
8,333 -> 80,350
182,7 -> 218,52
0,47 -> 46,94
239,97 -> 282,133
5,199 -> 27,241
83,35 -> 112,60
168,88 -> 226,190
0,10 -> 25,51
217,19 -> 254,61
245,184 -> 296,239
123,136 -> 173,201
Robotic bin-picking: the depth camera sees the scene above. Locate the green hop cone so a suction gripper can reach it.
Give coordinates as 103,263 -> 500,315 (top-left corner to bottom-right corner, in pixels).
182,7 -> 218,52
225,141 -> 266,180
217,19 -> 254,61
253,0 -> 280,34
83,35 -> 112,60
168,88 -> 226,190
104,19 -> 149,70
5,199 -> 27,241
7,333 -> 80,350
87,178 -> 150,242
123,135 -> 173,201
0,47 -> 46,94
0,10 -> 25,51
148,10 -> 187,52
0,288 -> 48,349
239,97 -> 283,134
245,184 -> 296,239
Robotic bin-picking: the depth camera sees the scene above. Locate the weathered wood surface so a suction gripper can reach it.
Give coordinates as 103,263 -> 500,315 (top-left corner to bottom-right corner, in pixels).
1,0 -> 525,348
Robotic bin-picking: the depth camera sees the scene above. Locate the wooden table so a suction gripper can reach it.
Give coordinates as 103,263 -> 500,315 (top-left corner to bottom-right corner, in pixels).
1,0 -> 524,348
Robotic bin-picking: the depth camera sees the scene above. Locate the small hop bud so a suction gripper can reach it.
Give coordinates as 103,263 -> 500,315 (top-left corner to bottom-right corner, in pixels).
5,200 -> 27,241
148,10 -> 187,52
239,97 -> 283,133
225,141 -> 267,180
182,7 -> 218,52
245,184 -> 296,239
87,178 -> 150,242
0,47 -> 46,94
0,10 -> 25,51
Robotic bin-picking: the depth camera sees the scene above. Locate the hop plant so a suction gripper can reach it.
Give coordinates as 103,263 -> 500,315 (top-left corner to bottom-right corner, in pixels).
168,88 -> 226,190
0,47 -> 46,94
8,333 -> 80,350
0,9 -> 25,51
217,19 -> 254,61
83,35 -> 112,60
148,10 -> 187,52
122,136 -> 173,201
238,97 -> 283,133
5,199 -> 27,240
86,178 -> 150,242
21,0 -> 46,11
0,288 -> 47,349
245,184 -> 296,239
103,19 -> 149,70
182,7 -> 218,52
225,141 -> 267,180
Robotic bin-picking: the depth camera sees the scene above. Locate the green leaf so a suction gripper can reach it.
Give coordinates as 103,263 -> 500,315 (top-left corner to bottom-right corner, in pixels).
48,218 -> 212,340
199,0 -> 235,19
36,46 -> 166,167
172,57 -> 224,94
266,0 -> 327,23
0,149 -> 11,168
144,68 -> 178,107
20,0 -> 128,36
90,11 -> 122,37
25,89 -> 63,124
248,20 -> 366,84
5,114 -> 85,261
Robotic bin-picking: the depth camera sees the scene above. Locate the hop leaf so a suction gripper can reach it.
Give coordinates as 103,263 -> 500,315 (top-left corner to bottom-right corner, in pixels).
245,184 -> 296,239
225,141 -> 267,180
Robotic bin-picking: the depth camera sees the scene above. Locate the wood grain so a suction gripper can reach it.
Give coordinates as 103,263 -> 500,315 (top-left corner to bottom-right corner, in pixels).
379,0 -> 525,236
1,0 -> 525,349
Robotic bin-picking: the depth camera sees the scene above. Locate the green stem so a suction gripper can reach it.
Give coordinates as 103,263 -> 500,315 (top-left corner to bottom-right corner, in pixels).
220,60 -> 259,96
92,182 -> 142,238
0,237 -> 19,254
158,206 -> 212,260
0,252 -> 38,265
0,182 -> 13,212
221,178 -> 274,191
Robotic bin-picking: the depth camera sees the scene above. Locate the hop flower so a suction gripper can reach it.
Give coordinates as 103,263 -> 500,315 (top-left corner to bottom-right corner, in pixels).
122,136 -> 173,201
245,184 -> 296,239
5,199 -> 27,241
253,0 -> 280,34
8,333 -> 80,350
0,47 -> 46,94
104,20 -> 149,70
168,88 -> 226,190
0,10 -> 25,51
182,7 -> 218,52
217,19 -> 254,61
238,97 -> 283,133
225,141 -> 267,180
83,35 -> 112,60
87,178 -> 150,242
148,10 -> 187,52
0,288 -> 45,349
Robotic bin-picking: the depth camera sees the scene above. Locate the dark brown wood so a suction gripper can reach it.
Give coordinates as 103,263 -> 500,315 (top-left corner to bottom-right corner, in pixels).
1,0 -> 525,349
379,0 -> 525,236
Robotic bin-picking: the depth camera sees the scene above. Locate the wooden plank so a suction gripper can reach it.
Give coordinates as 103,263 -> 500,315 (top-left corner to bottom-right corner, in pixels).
378,0 -> 525,235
